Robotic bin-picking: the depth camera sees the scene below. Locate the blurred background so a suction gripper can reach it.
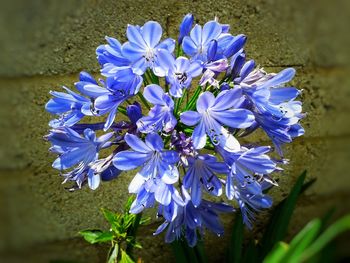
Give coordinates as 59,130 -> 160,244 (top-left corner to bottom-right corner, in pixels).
0,0 -> 349,262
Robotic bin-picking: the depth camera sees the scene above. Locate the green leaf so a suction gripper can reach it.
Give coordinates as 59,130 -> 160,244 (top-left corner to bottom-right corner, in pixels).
260,170 -> 308,257
171,240 -> 189,263
102,208 -> 117,226
227,212 -> 244,263
107,243 -> 119,263
184,86 -> 202,111
301,214 -> 350,261
120,249 -> 135,263
117,106 -> 128,117
263,242 -> 289,263
140,216 -> 151,225
242,239 -> 259,263
95,231 -> 114,243
79,229 -> 103,244
79,229 -> 114,244
282,219 -> 321,263
194,238 -> 207,263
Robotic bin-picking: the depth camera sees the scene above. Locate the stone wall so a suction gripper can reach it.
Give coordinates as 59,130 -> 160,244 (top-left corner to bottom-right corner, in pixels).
0,0 -> 349,262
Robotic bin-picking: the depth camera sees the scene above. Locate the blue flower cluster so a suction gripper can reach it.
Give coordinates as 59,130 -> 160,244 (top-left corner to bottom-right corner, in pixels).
45,14 -> 304,246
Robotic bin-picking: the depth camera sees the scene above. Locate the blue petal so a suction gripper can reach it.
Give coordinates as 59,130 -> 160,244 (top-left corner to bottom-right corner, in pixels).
128,173 -> 146,193
161,150 -> 180,164
143,84 -> 165,105
154,49 -> 175,77
202,21 -> 222,46
223,34 -> 247,58
104,106 -> 118,131
192,120 -> 207,149
75,83 -> 109,98
174,56 -> 190,72
187,60 -> 203,77
94,94 -> 121,114
157,38 -> 176,53
240,59 -> 255,80
180,111 -> 201,126
126,24 -> 147,48
124,133 -> 151,153
182,36 -> 198,56
211,89 -> 243,110
189,24 -> 202,46
113,151 -> 150,170
53,146 -> 94,170
122,42 -> 145,62
88,169 -> 100,190
258,68 -> 296,89
155,183 -> 172,205
207,40 -> 218,61
210,109 -> 255,128
154,222 -> 169,235
191,176 -> 202,207
126,102 -> 142,123
145,133 -> 164,151
100,166 -> 122,181
178,13 -> 194,44
131,57 -> 148,75
269,87 -> 300,104
196,91 -> 215,113
160,164 -> 179,184
141,21 -> 162,48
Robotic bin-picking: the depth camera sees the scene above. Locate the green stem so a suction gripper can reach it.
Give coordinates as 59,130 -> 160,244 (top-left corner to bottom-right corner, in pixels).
137,92 -> 150,110
117,106 -> 128,117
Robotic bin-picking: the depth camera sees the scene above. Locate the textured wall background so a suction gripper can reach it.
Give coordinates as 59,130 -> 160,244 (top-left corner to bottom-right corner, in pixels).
0,0 -> 350,262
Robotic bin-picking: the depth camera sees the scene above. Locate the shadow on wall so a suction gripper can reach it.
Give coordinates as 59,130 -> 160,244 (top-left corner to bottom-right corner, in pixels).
0,0 -> 349,262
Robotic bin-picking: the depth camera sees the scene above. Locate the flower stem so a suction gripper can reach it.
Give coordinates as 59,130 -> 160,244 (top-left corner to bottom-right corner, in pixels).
137,92 -> 150,110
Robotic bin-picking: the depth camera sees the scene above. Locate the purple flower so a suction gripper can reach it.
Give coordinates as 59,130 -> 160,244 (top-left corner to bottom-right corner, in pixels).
182,20 -> 223,62
154,190 -> 234,247
182,19 -> 246,63
156,49 -> 202,97
45,86 -> 92,128
47,127 -> 114,190
93,72 -> 142,131
122,21 -> 175,75
183,154 -> 229,207
113,133 -> 180,185
170,131 -> 195,165
96,37 -> 130,69
128,175 -> 184,213
180,89 -> 255,151
242,68 -> 305,155
136,84 -> 177,133
218,146 -> 277,227
178,13 -> 194,45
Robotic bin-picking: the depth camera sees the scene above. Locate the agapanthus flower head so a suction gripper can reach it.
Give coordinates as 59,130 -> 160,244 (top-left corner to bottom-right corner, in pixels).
45,13 -> 305,246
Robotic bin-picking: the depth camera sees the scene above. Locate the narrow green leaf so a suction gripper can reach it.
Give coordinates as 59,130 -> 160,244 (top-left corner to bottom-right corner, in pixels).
79,229 -> 103,244
263,242 -> 289,263
107,243 -> 119,263
194,238 -> 207,263
242,239 -> 259,263
260,170 -> 307,257
120,249 -> 135,263
102,208 -> 117,226
95,231 -> 114,243
301,214 -> 350,261
118,106 -> 128,117
227,212 -> 244,263
171,240 -> 189,263
184,86 -> 202,111
182,241 -> 199,263
282,219 -> 321,263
